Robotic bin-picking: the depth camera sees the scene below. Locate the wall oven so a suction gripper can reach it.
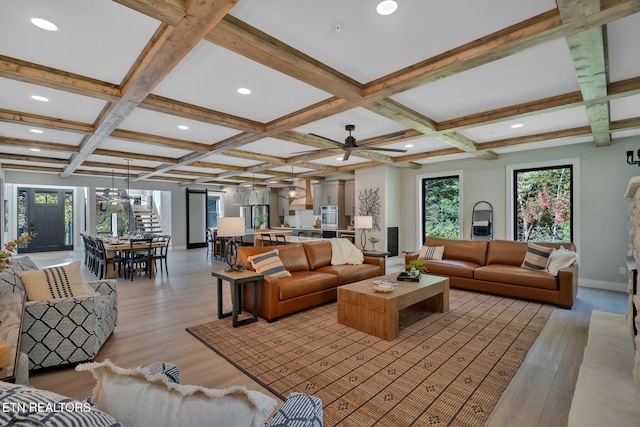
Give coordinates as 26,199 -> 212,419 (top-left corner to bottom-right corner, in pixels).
321,205 -> 338,229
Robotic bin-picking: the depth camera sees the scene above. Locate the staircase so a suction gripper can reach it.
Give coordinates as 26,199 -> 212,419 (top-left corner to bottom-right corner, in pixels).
132,205 -> 162,234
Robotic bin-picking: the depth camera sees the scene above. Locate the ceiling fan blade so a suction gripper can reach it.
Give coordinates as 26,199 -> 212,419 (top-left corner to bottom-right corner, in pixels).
309,133 -> 342,144
343,148 -> 353,161
361,147 -> 408,153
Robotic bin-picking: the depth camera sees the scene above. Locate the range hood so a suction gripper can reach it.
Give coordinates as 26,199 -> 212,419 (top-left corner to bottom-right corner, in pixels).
289,179 -> 314,210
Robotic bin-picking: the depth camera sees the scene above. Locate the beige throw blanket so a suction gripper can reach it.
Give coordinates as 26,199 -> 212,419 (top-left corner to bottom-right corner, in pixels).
330,238 -> 364,265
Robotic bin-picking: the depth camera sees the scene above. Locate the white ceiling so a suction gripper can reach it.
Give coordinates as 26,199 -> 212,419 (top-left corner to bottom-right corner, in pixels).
0,0 -> 638,187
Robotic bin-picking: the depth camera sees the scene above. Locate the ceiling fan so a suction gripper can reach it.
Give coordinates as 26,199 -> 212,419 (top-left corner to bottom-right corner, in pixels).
295,125 -> 408,161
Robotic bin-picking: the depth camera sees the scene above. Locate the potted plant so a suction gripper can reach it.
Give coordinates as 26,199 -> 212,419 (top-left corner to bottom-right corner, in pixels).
403,259 -> 427,274
368,237 -> 380,251
255,213 -> 269,231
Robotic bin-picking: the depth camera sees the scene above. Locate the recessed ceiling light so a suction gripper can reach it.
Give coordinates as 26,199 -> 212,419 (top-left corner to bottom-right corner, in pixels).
30,129 -> 43,134
30,148 -> 41,152
405,143 -> 413,148
377,1 -> 398,15
31,17 -> 58,31
178,125 -> 189,130
31,95 -> 49,102
337,157 -> 344,161
511,123 -> 524,128
237,88 -> 251,95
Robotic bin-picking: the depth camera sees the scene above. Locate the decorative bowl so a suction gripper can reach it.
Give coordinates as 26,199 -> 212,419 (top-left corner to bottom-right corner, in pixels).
373,284 -> 394,293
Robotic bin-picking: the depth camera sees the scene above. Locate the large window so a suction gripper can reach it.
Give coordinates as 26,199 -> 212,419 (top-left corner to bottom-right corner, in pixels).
421,174 -> 461,240
513,165 -> 573,242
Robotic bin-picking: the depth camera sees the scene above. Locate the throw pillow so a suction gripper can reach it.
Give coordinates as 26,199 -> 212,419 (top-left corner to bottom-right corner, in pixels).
77,360 -> 277,427
521,242 -> 554,271
17,260 -> 98,301
418,245 -> 445,260
547,246 -> 578,276
247,249 -> 292,278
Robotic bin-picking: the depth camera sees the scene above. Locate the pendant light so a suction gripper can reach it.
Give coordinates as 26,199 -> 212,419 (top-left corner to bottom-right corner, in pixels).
232,175 -> 242,205
248,174 -> 259,205
277,166 -> 307,200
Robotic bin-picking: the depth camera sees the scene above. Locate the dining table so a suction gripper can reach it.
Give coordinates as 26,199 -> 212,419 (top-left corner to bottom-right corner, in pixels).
104,239 -> 167,279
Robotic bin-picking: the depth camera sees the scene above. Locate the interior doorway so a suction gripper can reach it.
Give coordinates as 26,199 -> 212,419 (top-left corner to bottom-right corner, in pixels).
17,188 -> 74,253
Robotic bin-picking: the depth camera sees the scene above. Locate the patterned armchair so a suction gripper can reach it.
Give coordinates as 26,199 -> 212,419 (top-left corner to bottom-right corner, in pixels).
0,256 -> 117,370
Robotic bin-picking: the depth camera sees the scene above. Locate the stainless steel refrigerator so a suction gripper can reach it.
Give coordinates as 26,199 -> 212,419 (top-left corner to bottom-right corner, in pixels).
239,204 -> 269,230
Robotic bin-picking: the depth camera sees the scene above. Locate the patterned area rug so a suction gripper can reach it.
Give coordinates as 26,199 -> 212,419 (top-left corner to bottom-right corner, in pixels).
187,289 -> 553,427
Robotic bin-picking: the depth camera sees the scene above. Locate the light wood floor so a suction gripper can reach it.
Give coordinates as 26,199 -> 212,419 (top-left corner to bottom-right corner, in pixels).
27,249 -> 627,426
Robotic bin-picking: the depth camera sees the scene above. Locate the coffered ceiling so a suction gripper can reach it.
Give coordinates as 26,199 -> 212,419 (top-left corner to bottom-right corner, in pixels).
0,0 -> 639,189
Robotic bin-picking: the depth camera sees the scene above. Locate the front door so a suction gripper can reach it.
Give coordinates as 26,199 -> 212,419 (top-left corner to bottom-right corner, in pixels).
18,188 -> 73,253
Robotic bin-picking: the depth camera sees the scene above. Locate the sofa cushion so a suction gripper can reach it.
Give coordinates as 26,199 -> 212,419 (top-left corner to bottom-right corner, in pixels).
486,240 -> 529,266
315,263 -> 382,285
274,245 -> 310,272
77,359 -> 277,427
0,256 -> 38,294
278,272 -> 339,300
302,241 -> 332,269
521,242 -> 554,271
474,265 -> 558,290
247,249 -> 291,279
425,237 -> 488,265
423,259 -> 478,279
18,261 -> 98,301
418,245 -> 444,260
547,246 -> 578,276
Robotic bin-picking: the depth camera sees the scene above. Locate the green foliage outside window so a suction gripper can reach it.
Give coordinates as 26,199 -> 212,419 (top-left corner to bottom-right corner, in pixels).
515,166 -> 572,242
423,176 -> 460,239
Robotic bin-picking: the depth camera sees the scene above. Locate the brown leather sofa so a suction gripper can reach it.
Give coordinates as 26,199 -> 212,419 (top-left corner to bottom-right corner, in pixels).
237,241 -> 385,321
405,237 -> 578,308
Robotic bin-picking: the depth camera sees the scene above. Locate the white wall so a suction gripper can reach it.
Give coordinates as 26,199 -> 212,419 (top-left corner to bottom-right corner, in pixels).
399,135 -> 640,291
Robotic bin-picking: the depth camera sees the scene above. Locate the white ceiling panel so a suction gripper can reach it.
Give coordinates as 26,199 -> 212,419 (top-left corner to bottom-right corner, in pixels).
611,94 -> 640,121
153,40 -> 330,123
492,136 -> 593,155
99,138 -> 190,159
0,0 -> 159,84
607,13 -> 640,83
0,122 -> 84,145
460,107 -> 591,143
239,138 -> 319,158
0,78 -> 107,124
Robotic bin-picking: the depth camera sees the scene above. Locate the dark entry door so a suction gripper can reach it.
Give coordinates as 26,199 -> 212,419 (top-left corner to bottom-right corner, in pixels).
18,188 -> 73,253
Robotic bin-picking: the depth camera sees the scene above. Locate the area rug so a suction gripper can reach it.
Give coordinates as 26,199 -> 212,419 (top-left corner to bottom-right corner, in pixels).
187,289 -> 553,427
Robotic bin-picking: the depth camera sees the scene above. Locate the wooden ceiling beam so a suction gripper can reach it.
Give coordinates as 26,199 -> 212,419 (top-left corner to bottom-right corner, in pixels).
92,148 -> 179,164
558,0 -> 611,146
0,153 -> 69,164
109,129 -> 211,152
1,163 -> 64,173
0,108 -> 94,134
0,137 -> 79,152
223,149 -> 287,165
61,0 -> 239,177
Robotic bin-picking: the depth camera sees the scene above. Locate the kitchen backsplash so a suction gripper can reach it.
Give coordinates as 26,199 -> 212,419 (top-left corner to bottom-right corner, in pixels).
283,210 -> 317,228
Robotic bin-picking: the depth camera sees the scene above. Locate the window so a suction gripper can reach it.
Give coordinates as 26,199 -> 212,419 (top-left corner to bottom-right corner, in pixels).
207,195 -> 220,228
420,173 -> 461,240
511,161 -> 575,243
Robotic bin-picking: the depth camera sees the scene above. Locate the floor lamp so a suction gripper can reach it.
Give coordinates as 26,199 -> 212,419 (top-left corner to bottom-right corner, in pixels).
216,217 -> 246,272
354,215 -> 373,251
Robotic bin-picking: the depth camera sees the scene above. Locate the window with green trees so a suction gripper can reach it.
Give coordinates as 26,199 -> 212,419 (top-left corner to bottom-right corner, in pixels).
514,165 -> 572,242
422,175 -> 460,239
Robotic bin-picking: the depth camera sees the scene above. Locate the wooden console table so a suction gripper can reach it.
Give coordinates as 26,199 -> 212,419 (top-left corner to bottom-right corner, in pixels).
0,292 -> 26,383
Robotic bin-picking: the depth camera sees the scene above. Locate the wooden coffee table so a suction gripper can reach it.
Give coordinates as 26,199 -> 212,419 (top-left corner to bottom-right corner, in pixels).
337,273 -> 449,340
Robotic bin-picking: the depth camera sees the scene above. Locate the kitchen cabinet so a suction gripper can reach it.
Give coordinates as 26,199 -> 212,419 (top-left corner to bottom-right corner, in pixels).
344,180 -> 355,216
319,181 -> 344,206
278,196 -> 290,216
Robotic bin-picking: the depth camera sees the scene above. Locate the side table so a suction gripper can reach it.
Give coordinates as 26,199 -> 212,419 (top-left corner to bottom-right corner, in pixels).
0,291 -> 26,384
211,270 -> 263,327
362,250 -> 391,274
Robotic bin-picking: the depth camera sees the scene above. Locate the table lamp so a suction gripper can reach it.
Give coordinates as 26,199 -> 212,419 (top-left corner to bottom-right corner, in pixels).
216,217 -> 246,271
354,215 -> 373,250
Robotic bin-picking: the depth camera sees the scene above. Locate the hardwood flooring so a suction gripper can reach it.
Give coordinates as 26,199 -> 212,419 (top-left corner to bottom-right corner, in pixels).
26,249 -> 627,426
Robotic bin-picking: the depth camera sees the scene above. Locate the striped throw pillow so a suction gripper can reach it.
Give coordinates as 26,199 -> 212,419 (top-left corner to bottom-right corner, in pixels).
17,260 -> 98,301
418,245 -> 444,260
521,242 -> 554,271
247,249 -> 291,279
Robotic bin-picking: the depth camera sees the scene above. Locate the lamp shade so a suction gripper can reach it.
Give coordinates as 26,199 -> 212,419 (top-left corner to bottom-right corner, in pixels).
216,217 -> 245,237
354,216 -> 373,229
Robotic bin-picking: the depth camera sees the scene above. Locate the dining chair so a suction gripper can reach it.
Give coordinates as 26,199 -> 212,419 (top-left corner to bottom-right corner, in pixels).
126,237 -> 154,280
297,231 -> 307,240
95,238 -> 125,279
275,234 -> 287,245
260,234 -> 273,246
205,228 -> 214,259
311,231 -> 322,238
213,230 -> 224,260
153,235 -> 171,275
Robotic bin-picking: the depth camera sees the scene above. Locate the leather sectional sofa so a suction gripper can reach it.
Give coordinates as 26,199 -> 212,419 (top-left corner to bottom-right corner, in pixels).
237,241 -> 384,321
405,237 -> 578,308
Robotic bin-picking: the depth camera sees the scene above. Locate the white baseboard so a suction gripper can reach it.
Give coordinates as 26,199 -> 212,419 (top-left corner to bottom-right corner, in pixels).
579,279 -> 627,293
